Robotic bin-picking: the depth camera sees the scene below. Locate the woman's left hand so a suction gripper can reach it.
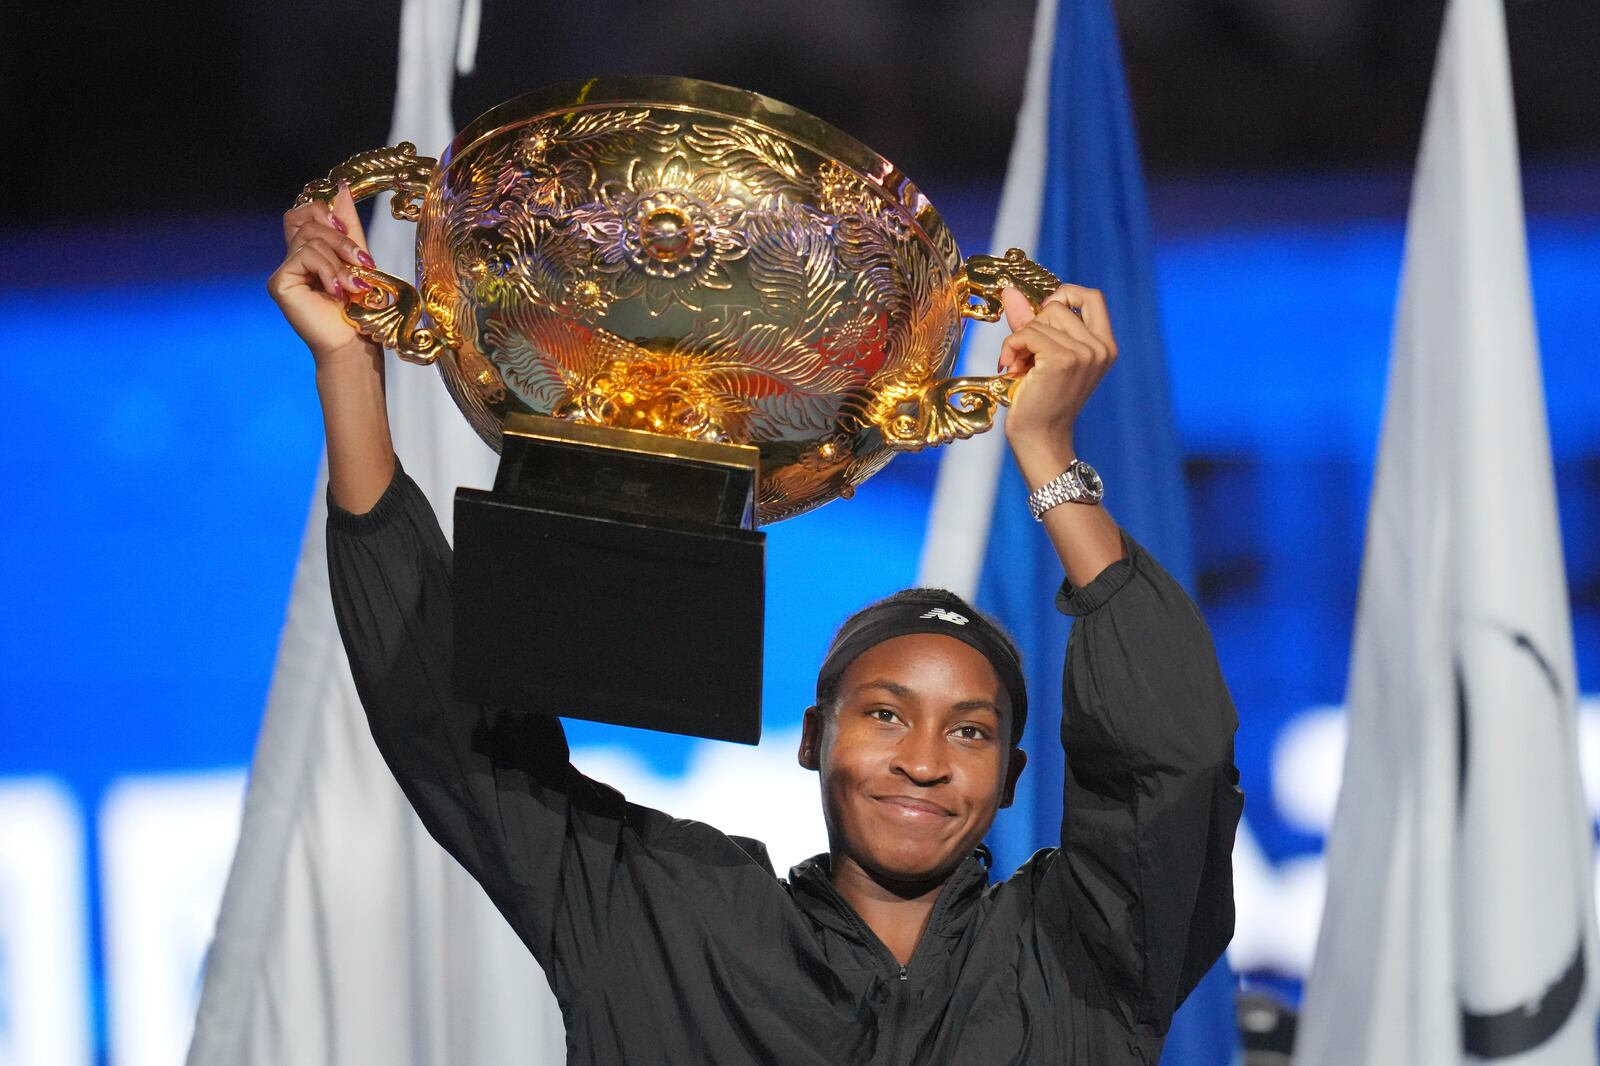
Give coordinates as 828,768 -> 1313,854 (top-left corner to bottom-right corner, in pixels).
996,283 -> 1118,471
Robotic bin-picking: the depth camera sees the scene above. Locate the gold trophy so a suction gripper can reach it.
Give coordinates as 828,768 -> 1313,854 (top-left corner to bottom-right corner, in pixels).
298,76 -> 1062,743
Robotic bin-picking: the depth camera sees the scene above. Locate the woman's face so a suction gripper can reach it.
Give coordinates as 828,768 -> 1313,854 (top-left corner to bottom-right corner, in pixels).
801,633 -> 1026,887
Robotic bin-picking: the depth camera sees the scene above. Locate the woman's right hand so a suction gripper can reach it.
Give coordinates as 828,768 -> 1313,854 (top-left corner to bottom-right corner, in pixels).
268,182 -> 382,371
272,181 -> 398,513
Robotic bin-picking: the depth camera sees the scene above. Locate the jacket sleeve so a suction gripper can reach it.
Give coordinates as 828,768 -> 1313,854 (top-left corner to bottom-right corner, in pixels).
325,463 -> 662,1001
1040,533 -> 1243,1036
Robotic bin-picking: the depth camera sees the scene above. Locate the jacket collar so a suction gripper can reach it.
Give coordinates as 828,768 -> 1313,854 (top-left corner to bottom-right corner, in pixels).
787,849 -> 991,945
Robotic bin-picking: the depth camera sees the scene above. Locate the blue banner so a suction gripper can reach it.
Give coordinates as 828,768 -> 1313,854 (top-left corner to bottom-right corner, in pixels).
975,1 -> 1238,1061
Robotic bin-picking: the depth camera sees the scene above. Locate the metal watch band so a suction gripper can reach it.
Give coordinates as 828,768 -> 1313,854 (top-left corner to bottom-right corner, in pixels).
1026,460 -> 1104,520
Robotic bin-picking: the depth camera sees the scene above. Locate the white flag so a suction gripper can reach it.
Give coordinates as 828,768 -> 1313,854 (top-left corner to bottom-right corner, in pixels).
185,0 -> 567,1061
1296,0 -> 1598,1062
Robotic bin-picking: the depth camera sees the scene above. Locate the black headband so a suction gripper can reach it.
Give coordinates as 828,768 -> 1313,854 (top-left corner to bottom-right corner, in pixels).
815,590 -> 1027,746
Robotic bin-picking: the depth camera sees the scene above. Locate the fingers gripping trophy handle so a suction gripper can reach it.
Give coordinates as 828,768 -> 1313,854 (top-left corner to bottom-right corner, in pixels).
878,249 -> 1060,450
294,143 -> 444,366
953,247 -> 1062,324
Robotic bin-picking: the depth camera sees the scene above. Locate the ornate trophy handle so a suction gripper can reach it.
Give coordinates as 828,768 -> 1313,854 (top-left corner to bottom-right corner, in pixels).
878,249 -> 1061,450
294,141 -> 436,218
294,143 -> 444,365
878,374 -> 1022,451
953,247 -> 1063,323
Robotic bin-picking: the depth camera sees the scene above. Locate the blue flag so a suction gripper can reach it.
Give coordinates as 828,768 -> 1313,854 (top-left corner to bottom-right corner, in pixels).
920,0 -> 1239,1062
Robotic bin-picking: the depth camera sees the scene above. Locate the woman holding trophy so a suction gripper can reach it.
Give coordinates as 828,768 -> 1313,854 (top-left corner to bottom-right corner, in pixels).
268,79 -> 1241,1065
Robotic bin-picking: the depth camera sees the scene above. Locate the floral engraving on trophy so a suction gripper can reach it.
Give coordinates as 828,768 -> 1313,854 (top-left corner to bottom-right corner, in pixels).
637,203 -> 694,264
816,299 -> 891,376
485,301 -> 601,416
495,109 -> 680,214
456,233 -> 521,300
561,273 -> 613,322
568,353 -> 751,441
816,161 -> 876,218
337,88 -> 1022,522
572,156 -> 749,314
432,109 -> 953,470
505,134 -> 592,213
506,218 -> 594,314
743,206 -> 847,332
682,122 -> 808,198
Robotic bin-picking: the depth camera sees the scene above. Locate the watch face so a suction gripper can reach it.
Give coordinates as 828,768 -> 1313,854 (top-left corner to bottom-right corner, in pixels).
1077,462 -> 1104,501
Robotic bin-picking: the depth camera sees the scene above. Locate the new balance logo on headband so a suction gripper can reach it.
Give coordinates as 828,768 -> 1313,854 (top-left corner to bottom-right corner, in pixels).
919,608 -> 969,626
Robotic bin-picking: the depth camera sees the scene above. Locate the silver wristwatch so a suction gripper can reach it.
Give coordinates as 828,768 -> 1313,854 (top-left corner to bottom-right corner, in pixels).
1026,459 -> 1105,520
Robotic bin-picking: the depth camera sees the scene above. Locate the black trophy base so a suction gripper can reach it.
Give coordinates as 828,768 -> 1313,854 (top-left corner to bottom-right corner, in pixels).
451,415 -> 765,745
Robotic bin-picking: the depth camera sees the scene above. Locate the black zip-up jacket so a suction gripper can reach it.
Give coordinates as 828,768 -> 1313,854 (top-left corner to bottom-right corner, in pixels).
328,465 -> 1243,1065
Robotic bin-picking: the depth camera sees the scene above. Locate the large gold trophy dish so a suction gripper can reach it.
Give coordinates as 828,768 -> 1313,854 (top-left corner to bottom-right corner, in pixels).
299,76 -> 1062,743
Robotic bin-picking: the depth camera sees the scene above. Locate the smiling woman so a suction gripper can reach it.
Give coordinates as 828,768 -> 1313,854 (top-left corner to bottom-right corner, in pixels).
802,592 -> 1029,870
802,622 -> 1029,965
293,145 -> 1244,1056
327,459 -> 1242,1064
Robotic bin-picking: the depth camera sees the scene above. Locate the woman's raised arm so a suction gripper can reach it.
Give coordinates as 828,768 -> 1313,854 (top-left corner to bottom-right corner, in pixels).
268,182 -> 396,513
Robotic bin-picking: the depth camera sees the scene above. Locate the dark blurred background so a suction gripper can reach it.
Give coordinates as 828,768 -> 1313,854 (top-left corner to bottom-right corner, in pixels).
4,0 -> 1597,226
1,3 -> 1597,1060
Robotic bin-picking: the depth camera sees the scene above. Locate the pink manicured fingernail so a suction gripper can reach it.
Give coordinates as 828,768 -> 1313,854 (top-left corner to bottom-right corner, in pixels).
356,250 -> 376,268
331,280 -> 346,299
329,213 -> 348,235
348,275 -> 372,291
